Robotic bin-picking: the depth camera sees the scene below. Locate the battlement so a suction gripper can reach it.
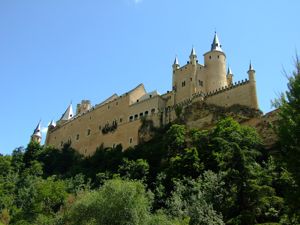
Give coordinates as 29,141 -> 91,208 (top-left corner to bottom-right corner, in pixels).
43,33 -> 259,155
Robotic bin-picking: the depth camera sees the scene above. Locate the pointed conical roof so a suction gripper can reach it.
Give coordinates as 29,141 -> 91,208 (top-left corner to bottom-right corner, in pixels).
211,32 -> 223,52
49,120 -> 56,127
60,104 -> 73,121
32,120 -> 42,138
227,67 -> 233,76
173,56 -> 179,65
249,61 -> 255,71
190,47 -> 196,56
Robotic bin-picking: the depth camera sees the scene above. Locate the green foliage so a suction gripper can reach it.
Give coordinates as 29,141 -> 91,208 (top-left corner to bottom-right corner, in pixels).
39,143 -> 83,177
168,147 -> 203,179
60,179 -> 152,225
23,141 -> 42,168
2,108 -> 297,224
118,158 -> 149,181
175,105 -> 183,121
273,55 -> 300,219
11,175 -> 67,224
165,124 -> 186,155
0,156 -> 11,177
11,147 -> 25,173
166,171 -> 226,225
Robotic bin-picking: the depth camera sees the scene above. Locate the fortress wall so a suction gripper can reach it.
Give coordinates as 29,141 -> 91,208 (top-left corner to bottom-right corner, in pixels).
205,80 -> 258,109
47,118 -> 142,155
128,95 -> 165,120
46,92 -> 164,154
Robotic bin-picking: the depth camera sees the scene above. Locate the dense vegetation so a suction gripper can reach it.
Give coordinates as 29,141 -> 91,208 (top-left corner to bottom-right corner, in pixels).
1,60 -> 300,225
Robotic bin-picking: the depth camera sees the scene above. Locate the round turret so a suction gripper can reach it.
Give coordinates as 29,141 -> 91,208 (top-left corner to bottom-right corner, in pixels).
31,121 -> 42,143
172,56 -> 180,90
204,33 -> 227,92
189,47 -> 197,65
247,62 -> 256,82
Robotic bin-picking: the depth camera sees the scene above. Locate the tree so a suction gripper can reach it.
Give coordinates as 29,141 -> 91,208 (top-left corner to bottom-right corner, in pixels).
11,147 -> 25,173
165,124 -> 186,156
166,171 -> 226,225
168,147 -> 203,179
273,55 -> 300,220
61,179 -> 152,225
23,142 -> 42,168
118,158 -> 149,181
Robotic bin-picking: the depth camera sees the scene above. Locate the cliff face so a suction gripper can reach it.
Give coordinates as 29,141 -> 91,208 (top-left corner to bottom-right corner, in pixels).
138,102 -> 278,149
182,102 -> 278,148
182,102 -> 261,128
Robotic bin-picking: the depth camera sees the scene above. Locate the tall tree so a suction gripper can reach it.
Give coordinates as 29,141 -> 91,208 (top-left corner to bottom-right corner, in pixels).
274,55 -> 300,219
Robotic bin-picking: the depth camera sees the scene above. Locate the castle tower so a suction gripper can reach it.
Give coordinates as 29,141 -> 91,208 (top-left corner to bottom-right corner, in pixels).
189,47 -> 197,65
227,67 -> 233,86
247,62 -> 259,109
204,32 -> 227,93
76,100 -> 91,115
248,62 -> 255,82
44,120 -> 56,145
31,121 -> 42,143
172,56 -> 180,90
189,47 -> 198,96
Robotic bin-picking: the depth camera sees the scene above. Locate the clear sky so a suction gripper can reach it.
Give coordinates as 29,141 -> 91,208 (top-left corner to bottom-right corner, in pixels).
0,0 -> 299,155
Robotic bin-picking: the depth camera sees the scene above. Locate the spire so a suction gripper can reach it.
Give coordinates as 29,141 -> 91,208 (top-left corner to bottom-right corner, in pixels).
211,32 -> 223,52
249,61 -> 255,71
173,56 -> 179,65
227,67 -> 233,75
60,104 -> 73,121
31,120 -> 42,143
189,46 -> 197,65
49,120 -> 56,128
33,120 -> 42,138
190,47 -> 196,56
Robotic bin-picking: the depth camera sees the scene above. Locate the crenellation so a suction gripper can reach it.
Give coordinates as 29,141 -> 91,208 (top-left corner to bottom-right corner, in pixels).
41,33 -> 259,154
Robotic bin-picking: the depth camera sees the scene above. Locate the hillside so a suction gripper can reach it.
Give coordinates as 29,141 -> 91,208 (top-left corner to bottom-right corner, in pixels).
1,60 -> 300,225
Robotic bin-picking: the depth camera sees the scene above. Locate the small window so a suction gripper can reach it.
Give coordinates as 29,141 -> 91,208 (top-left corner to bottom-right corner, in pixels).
99,125 -> 102,130
129,138 -> 133,144
119,118 -> 123,123
151,108 -> 155,114
129,116 -> 133,121
149,95 -> 152,98
87,129 -> 91,136
76,134 -> 80,140
218,55 -> 220,59
108,105 -> 110,109
139,112 -> 143,117
145,111 -> 149,115
134,114 -> 138,120
198,80 -> 203,87
209,56 -> 212,59
190,78 -> 192,81
182,81 -> 186,87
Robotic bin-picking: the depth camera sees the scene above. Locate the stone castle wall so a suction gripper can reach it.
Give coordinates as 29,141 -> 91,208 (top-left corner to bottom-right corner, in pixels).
45,34 -> 260,155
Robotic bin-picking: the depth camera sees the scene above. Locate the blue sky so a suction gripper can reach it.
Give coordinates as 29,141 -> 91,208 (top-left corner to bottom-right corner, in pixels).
0,0 -> 299,154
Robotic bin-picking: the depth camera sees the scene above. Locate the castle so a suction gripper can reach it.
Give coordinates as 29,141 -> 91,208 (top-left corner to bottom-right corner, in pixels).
31,33 -> 259,155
